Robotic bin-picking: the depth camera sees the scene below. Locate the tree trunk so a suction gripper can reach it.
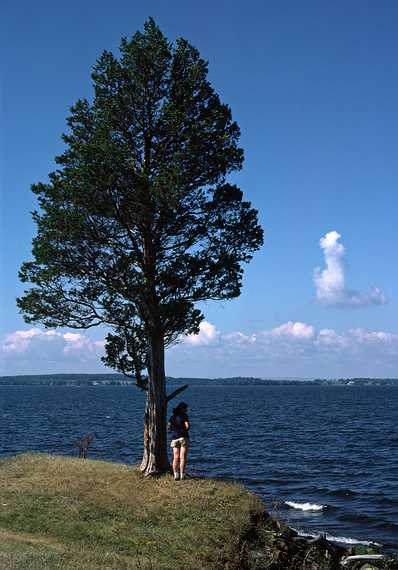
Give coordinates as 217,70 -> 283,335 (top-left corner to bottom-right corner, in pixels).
140,333 -> 170,476
139,398 -> 150,472
140,384 -> 189,472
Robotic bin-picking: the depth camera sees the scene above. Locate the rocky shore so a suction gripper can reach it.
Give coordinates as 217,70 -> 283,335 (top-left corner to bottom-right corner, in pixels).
243,510 -> 397,569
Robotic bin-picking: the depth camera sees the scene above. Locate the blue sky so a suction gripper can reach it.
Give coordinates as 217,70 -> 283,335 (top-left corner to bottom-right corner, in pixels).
1,0 -> 397,377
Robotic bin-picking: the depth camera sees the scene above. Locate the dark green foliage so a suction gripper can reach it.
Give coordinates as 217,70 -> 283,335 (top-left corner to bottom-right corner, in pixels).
18,18 -> 263,380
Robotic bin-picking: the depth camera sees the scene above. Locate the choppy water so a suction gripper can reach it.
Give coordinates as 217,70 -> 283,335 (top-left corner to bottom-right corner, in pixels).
0,384 -> 397,549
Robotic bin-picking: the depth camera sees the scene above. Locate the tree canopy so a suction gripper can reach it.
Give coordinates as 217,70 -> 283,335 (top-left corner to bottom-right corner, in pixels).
18,18 -> 263,474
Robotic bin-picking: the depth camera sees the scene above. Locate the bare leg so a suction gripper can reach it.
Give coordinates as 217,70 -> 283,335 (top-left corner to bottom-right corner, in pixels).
180,446 -> 188,477
173,447 -> 180,478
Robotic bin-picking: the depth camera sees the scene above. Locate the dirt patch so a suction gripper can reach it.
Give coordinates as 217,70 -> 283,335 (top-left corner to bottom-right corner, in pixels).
0,528 -> 64,551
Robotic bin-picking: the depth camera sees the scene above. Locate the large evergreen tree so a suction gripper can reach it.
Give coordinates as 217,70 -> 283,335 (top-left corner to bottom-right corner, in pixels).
18,19 -> 263,475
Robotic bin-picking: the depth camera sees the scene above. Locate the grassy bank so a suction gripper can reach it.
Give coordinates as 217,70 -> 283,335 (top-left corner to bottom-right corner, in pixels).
1,454 -> 395,570
0,453 -> 263,569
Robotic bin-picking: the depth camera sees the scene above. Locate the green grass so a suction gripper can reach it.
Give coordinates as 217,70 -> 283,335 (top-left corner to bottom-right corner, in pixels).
0,453 -> 264,569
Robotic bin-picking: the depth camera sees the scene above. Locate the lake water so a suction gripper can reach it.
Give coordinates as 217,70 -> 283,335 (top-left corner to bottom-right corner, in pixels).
0,384 -> 397,550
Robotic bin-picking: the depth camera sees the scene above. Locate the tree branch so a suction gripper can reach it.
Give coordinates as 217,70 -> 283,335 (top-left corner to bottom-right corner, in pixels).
166,384 -> 188,402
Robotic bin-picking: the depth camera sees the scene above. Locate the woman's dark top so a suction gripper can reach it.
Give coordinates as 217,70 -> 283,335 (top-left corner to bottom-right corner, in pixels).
169,413 -> 189,440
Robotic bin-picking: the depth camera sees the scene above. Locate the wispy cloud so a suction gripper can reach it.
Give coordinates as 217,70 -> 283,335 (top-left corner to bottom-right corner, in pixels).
313,231 -> 386,307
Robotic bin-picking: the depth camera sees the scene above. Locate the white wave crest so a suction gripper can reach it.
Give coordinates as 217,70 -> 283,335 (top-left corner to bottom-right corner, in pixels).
326,535 -> 382,547
292,529 -> 381,547
286,501 -> 325,512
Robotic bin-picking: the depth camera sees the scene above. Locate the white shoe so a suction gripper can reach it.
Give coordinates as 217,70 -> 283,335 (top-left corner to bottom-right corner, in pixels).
180,473 -> 185,480
174,473 -> 180,480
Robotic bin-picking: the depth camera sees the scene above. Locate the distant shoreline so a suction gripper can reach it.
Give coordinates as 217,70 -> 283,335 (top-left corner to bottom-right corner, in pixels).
0,374 -> 397,387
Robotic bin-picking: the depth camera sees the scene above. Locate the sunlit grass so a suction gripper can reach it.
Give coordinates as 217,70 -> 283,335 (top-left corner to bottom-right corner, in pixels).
0,453 -> 264,569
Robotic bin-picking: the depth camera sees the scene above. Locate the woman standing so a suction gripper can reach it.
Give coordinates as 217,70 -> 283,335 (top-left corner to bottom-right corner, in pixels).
169,402 -> 190,480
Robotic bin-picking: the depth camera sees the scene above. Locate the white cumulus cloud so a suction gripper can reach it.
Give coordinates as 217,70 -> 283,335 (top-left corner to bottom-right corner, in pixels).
349,328 -> 396,345
2,329 -> 61,353
316,329 -> 348,349
2,321 -> 398,377
270,321 -> 315,340
0,328 -> 105,363
313,231 -> 386,307
63,332 -> 94,355
184,321 -> 219,346
169,320 -> 398,377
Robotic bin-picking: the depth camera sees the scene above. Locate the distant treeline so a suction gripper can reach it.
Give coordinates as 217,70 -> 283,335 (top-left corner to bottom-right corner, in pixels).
0,374 -> 397,387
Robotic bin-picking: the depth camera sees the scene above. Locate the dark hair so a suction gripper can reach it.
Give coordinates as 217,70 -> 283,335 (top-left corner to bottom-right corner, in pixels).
173,401 -> 188,415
